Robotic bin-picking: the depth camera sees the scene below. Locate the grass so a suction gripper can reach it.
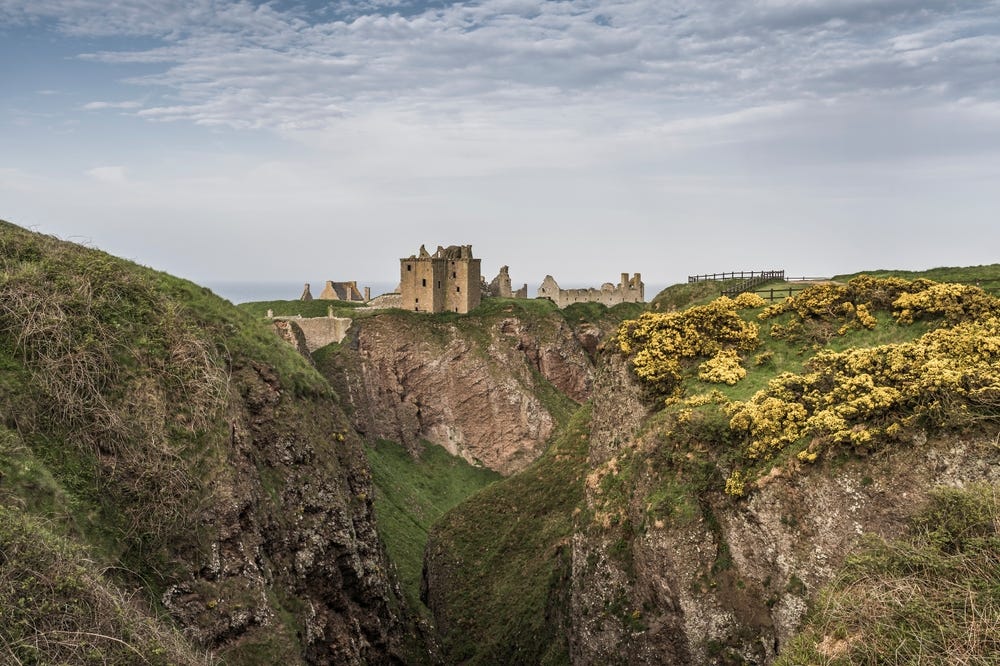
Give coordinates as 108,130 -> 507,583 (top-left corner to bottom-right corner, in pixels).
776,484 -> 1000,665
0,504 -> 214,666
365,439 -> 501,608
0,220 -> 399,662
0,221 -> 334,581
425,405 -> 592,665
238,298 -> 369,319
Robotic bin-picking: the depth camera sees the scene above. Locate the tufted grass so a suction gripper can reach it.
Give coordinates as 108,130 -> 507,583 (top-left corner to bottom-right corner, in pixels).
776,484 -> 1000,665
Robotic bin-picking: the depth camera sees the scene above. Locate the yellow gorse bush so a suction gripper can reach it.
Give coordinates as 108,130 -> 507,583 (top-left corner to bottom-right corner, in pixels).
892,282 -> 1000,324
761,276 -> 996,336
698,349 -> 747,385
727,316 -> 1000,460
618,297 -> 759,393
732,292 -> 767,310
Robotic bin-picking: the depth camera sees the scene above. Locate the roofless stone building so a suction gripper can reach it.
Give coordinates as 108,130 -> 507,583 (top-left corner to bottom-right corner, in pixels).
400,244 -> 482,313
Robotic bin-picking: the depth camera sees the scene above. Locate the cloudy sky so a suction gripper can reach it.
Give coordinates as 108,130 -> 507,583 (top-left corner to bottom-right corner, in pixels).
2,0 -> 999,299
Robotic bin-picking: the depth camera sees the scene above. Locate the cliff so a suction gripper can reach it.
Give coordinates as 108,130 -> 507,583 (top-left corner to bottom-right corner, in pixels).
0,221 -> 413,664
421,277 -> 1000,664
5,218 -> 997,665
316,301 -> 596,476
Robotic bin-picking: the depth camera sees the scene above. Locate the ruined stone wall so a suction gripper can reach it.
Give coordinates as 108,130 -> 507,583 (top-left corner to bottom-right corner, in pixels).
537,273 -> 644,308
274,316 -> 353,352
318,280 -> 365,301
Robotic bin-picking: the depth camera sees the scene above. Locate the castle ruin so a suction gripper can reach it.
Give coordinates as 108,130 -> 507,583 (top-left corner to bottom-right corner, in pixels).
318,280 -> 368,301
400,244 -> 481,313
537,273 -> 644,308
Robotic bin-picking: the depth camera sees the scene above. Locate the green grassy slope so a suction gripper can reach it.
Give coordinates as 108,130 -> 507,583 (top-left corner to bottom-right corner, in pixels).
239,298 -> 369,319
0,220 -> 405,663
365,439 -> 501,607
424,406 -> 592,665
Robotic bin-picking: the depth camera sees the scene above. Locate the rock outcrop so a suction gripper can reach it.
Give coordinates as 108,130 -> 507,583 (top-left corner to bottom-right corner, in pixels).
324,310 -> 594,476
0,221 -> 413,665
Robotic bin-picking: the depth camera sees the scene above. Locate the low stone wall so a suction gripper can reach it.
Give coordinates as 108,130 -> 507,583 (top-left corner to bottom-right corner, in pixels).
273,316 -> 353,352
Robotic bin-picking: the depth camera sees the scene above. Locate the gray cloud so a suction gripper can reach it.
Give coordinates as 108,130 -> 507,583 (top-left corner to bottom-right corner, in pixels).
6,0 -> 1000,287
9,0 -> 994,134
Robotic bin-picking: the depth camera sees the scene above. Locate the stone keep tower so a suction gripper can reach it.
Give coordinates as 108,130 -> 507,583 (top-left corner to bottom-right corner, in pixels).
400,244 -> 481,313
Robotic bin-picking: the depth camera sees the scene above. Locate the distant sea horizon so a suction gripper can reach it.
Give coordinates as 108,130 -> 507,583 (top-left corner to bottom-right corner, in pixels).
205,280 -> 671,306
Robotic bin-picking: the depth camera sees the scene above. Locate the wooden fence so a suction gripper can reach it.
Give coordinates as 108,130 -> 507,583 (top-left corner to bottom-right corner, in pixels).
721,271 -> 786,298
688,270 -> 785,283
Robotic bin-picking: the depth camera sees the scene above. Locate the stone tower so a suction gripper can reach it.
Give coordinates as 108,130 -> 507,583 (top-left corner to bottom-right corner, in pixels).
400,244 -> 481,313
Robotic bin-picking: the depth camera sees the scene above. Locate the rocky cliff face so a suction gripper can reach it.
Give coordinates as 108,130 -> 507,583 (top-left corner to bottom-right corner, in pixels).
566,352 -> 1000,665
325,311 -> 593,476
161,359 -> 407,664
0,221 -> 412,665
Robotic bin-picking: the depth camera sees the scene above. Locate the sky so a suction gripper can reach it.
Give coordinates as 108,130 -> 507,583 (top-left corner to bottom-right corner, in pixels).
2,0 -> 1000,300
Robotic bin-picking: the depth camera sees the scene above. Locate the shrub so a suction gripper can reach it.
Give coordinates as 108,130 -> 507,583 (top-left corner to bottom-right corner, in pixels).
893,282 -> 1000,325
727,316 -> 1000,463
618,297 -> 759,394
733,292 -> 767,309
698,349 -> 747,385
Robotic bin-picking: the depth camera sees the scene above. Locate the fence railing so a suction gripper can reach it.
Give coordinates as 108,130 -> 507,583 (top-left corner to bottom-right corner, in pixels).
721,271 -> 786,297
688,270 -> 784,283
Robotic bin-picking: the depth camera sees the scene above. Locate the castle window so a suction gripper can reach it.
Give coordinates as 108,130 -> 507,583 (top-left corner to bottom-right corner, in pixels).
407,264 -> 412,271
437,281 -> 441,288
452,271 -> 456,278
422,278 -> 427,287
456,286 -> 461,293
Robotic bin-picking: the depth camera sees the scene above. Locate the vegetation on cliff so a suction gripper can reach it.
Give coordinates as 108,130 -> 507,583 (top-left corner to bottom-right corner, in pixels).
364,438 -> 500,608
0,221 -> 406,664
614,274 -> 1000,495
424,406 -> 592,665
777,484 -> 1000,665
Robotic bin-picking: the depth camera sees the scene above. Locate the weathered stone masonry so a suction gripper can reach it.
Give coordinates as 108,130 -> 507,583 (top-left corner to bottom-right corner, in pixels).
537,273 -> 644,308
400,244 -> 482,314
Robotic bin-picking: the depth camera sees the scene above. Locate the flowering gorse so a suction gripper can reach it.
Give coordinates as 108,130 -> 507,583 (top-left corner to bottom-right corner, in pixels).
618,297 -> 759,393
892,282 -> 999,325
698,349 -> 747,385
728,315 -> 1000,461
733,292 -> 767,310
